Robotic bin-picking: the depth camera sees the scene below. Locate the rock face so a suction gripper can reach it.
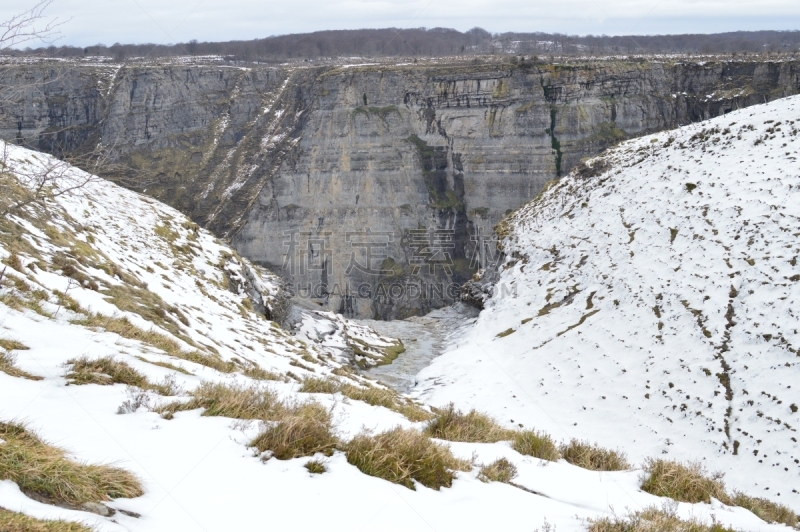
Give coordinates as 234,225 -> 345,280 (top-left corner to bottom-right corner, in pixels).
2,59 -> 798,318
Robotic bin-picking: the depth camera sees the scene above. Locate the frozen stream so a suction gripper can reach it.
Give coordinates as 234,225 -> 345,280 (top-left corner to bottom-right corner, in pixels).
356,303 -> 479,393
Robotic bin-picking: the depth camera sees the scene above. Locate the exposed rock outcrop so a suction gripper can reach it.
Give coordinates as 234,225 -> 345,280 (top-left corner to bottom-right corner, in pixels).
1,58 -> 798,318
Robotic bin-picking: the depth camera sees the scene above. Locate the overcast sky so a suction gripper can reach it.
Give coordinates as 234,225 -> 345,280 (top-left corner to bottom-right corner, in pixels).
4,0 -> 800,48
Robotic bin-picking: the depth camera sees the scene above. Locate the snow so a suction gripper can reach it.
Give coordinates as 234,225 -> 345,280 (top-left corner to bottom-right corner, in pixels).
0,100 -> 796,529
417,94 -> 800,514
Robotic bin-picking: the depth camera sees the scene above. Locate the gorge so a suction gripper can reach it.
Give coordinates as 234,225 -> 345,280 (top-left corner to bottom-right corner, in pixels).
2,57 -> 798,318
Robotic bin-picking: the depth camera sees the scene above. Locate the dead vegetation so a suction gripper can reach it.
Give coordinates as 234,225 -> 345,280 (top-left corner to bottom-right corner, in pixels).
640,459 -> 729,504
250,401 -> 337,460
0,508 -> 93,532
0,421 -> 143,507
732,491 -> 798,528
66,356 -> 148,387
299,376 -> 432,422
345,427 -> 470,490
156,381 -> 283,420
304,459 -> 327,474
560,439 -> 630,471
0,350 -> 42,380
71,314 -> 235,373
65,356 -> 181,396
587,506 -> 736,532
425,404 -> 515,442
478,458 -> 518,483
512,430 -> 560,461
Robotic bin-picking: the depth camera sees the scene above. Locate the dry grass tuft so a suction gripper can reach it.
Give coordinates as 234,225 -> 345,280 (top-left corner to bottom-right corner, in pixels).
560,439 -> 630,471
0,339 -> 28,351
478,458 -> 518,483
425,404 -> 515,443
345,427 -> 470,490
250,402 -> 337,460
66,357 -> 148,387
299,376 -> 341,394
732,491 -> 798,527
0,508 -> 93,532
299,376 -> 432,422
0,422 -> 143,506
0,350 -> 42,381
157,381 -> 283,420
304,459 -> 327,474
72,314 -> 234,373
588,506 -> 736,532
512,430 -> 560,461
134,356 -> 191,375
641,459 -> 729,504
241,364 -> 285,382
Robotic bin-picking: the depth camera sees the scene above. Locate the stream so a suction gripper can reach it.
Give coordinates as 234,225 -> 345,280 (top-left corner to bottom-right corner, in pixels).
356,303 -> 479,393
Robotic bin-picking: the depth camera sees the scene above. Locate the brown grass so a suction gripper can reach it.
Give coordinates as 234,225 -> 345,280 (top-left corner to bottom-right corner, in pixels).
512,430 -> 560,461
299,376 -> 432,422
72,315 -> 234,373
478,458 -> 518,483
0,422 -> 143,506
0,339 -> 28,351
425,404 -> 515,443
250,402 -> 337,460
0,351 -> 42,381
560,440 -> 630,471
66,357 -> 148,387
345,427 -> 470,490
241,364 -> 285,382
157,381 -> 283,420
732,491 -> 798,527
134,356 -> 191,375
0,508 -> 93,532
304,459 -> 327,474
587,507 -> 736,532
65,357 -> 181,396
641,459 -> 729,504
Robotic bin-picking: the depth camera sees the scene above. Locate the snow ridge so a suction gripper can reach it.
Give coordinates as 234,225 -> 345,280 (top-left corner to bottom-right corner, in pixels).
419,94 -> 800,512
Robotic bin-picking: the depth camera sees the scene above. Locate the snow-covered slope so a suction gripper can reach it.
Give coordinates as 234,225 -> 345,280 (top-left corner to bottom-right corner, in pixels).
418,94 -> 800,512
0,135 -> 795,531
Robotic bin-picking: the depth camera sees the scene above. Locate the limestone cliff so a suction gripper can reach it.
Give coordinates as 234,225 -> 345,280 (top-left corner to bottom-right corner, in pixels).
1,58 -> 798,318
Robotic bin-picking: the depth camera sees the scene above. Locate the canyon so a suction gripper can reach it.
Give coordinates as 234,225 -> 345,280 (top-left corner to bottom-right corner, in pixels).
1,57 -> 798,318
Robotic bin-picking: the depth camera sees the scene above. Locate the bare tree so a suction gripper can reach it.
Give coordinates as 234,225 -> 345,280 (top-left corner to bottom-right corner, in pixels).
1,0 -> 64,53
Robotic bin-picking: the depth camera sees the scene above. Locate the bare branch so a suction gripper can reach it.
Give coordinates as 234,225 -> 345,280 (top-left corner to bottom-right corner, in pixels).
0,0 -> 66,53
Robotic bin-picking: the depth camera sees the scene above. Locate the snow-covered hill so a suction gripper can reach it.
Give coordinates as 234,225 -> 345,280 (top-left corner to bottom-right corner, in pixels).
418,94 -> 800,512
1,117 -> 797,530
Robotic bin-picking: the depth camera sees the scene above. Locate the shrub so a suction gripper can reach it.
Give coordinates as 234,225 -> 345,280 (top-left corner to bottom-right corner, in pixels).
640,459 -> 729,504
560,440 -> 629,471
587,506 -> 736,532
345,427 -> 470,490
512,430 -> 560,461
157,381 -> 283,420
732,491 -> 798,527
66,356 -> 148,387
0,508 -> 92,532
304,459 -> 327,474
250,402 -> 337,460
425,404 -> 515,443
478,458 -> 518,483
0,422 -> 143,506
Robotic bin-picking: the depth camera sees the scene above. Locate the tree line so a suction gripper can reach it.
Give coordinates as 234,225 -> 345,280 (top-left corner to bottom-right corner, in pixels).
6,26 -> 800,62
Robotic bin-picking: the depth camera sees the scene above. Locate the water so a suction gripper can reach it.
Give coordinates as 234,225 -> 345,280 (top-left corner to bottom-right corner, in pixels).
357,303 -> 479,393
